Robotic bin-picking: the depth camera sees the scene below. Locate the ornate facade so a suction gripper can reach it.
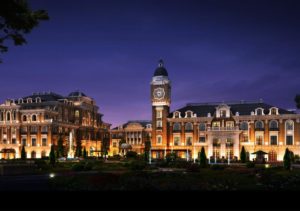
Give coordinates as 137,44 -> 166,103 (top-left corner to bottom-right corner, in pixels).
149,60 -> 300,161
110,120 -> 152,156
0,91 -> 110,159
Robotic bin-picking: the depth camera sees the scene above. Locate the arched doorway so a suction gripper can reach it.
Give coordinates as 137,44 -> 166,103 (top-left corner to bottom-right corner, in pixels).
269,150 -> 277,162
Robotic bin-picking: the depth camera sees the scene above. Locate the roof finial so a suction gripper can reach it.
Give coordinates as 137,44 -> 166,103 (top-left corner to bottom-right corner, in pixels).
158,59 -> 164,67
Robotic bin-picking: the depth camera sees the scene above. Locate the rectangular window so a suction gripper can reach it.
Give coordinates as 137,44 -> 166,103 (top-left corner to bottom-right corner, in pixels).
31,138 -> 37,146
113,142 -> 117,147
156,110 -> 162,118
42,138 -> 47,146
21,127 -> 27,133
41,126 -> 48,133
186,137 -> 192,146
221,110 -> 226,118
31,126 -> 38,133
22,138 -> 26,146
174,137 -> 180,146
270,136 -> 277,145
226,121 -> 234,128
157,136 -> 162,144
256,135 -> 263,145
212,122 -> 220,127
12,138 -> 16,144
199,136 -> 206,143
156,121 -> 162,128
286,135 -> 293,145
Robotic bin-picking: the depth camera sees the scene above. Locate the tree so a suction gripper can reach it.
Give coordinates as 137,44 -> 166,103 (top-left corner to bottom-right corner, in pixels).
49,144 -> 55,166
295,95 -> 300,109
83,147 -> 87,159
0,0 -> 49,62
283,148 -> 291,170
240,146 -> 247,163
199,146 -> 207,167
144,139 -> 151,162
101,137 -> 110,159
57,135 -> 64,158
21,145 -> 26,160
119,138 -> 126,155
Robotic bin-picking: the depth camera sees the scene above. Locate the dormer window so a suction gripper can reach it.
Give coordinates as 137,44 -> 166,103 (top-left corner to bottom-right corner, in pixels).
27,98 -> 32,103
220,110 -> 226,118
32,115 -> 37,121
256,108 -> 264,115
185,111 -> 193,118
6,112 -> 11,121
18,98 -> 23,104
35,97 -> 41,103
146,124 -> 152,129
174,111 -> 181,118
269,107 -> 278,115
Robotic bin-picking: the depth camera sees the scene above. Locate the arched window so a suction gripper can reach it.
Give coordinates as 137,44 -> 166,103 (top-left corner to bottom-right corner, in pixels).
31,151 -> 36,159
256,108 -> 264,115
32,115 -> 37,121
27,98 -> 32,103
185,122 -> 193,131
18,98 -> 23,104
269,120 -> 278,130
75,110 -> 80,117
270,108 -> 277,115
255,121 -> 264,130
23,115 -> 27,122
6,112 -> 10,121
286,120 -> 294,130
0,111 -> 3,121
173,122 -> 181,131
240,121 -> 248,130
199,123 -> 206,131
12,110 -> 16,120
186,111 -> 193,118
35,97 -> 41,103
174,112 -> 180,118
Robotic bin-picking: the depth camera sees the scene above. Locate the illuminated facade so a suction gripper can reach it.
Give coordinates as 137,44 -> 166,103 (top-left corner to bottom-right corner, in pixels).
0,91 -> 110,159
110,120 -> 152,156
150,60 -> 300,161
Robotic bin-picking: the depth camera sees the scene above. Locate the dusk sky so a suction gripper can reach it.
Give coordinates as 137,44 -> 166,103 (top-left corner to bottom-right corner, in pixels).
1,0 -> 300,127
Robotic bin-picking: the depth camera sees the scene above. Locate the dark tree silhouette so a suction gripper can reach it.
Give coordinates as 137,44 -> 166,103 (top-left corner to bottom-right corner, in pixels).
199,146 -> 207,167
21,145 -> 26,160
0,0 -> 49,62
240,146 -> 247,163
49,144 -> 55,166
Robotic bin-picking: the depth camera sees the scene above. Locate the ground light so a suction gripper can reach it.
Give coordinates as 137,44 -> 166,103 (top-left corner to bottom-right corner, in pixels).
49,173 -> 55,178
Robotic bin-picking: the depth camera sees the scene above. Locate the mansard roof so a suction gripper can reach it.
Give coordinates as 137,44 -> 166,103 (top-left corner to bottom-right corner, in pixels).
20,92 -> 64,103
169,101 -> 295,117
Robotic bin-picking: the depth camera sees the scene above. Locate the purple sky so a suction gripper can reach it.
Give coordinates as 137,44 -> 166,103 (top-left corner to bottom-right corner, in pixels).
1,0 -> 300,127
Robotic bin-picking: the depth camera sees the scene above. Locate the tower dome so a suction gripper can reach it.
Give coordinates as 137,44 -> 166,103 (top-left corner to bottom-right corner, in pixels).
154,59 -> 168,77
68,91 -> 87,97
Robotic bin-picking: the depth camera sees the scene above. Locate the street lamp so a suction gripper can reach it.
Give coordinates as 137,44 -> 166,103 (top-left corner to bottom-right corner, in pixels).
193,145 -> 196,163
149,145 -> 152,164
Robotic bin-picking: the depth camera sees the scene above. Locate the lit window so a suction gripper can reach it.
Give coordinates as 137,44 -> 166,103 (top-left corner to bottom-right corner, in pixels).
256,135 -> 263,145
186,111 -> 192,118
220,110 -> 226,118
75,110 -> 80,117
156,110 -> 162,118
22,138 -> 27,146
156,121 -> 162,128
256,108 -> 263,115
42,138 -> 47,146
270,108 -> 277,115
174,137 -> 180,146
199,136 -> 205,143
186,137 -> 192,146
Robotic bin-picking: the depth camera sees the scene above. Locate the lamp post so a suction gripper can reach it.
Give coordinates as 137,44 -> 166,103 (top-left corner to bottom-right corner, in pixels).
170,143 -> 173,153
186,148 -> 189,162
214,148 -> 216,164
164,146 -> 166,160
228,149 -> 230,165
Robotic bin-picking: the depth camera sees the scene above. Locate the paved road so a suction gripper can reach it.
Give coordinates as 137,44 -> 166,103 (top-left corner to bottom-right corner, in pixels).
0,174 -> 51,191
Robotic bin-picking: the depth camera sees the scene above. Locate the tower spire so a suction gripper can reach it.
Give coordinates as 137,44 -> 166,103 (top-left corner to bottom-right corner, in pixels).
158,59 -> 164,67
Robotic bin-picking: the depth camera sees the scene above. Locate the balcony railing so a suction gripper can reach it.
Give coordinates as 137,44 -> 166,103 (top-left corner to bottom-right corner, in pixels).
208,126 -> 239,131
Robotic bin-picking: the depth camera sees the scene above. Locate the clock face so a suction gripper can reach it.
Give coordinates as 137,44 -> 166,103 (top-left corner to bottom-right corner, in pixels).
153,88 -> 165,100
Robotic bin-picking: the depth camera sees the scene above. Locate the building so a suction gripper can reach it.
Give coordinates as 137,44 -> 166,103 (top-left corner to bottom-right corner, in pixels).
110,120 -> 152,156
0,91 -> 111,159
150,60 -> 300,161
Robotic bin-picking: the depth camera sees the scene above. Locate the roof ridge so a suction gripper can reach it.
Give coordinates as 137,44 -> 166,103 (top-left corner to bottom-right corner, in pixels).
186,100 -> 264,106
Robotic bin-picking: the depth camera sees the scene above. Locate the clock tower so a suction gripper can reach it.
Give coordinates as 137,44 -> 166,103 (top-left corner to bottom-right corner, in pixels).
150,59 -> 171,158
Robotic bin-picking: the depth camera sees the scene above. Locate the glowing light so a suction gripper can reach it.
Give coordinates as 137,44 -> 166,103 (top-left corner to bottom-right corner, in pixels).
49,173 -> 55,178
265,164 -> 270,168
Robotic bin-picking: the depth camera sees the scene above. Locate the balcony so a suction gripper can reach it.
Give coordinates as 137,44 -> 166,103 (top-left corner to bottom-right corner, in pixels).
269,127 -> 279,131
208,126 -> 239,131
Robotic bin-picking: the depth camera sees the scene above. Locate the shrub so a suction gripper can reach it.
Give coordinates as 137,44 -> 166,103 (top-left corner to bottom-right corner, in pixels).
71,163 -> 85,171
126,151 -> 138,159
210,164 -> 225,170
186,163 -> 200,172
246,162 -> 255,168
129,160 -> 147,171
155,160 -> 169,168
